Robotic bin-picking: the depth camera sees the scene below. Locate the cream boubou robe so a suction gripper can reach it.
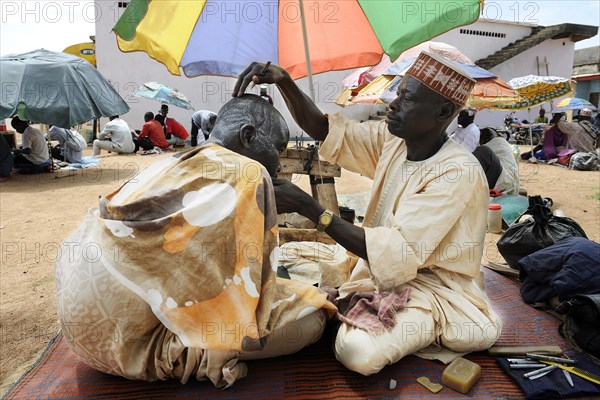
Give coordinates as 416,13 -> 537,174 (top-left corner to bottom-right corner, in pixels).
315,113 -> 502,374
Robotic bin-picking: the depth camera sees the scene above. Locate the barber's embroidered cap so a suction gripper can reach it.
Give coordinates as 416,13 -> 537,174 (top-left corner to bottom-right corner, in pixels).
405,51 -> 476,106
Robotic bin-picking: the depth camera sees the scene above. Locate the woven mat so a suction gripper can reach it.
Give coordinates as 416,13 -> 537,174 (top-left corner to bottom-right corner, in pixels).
5,268 -> 572,399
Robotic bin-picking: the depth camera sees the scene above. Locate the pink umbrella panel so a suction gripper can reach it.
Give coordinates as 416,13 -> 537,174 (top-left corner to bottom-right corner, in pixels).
336,62 -> 521,109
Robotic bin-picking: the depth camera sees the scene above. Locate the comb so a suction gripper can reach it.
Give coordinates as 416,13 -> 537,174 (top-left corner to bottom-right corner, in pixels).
541,361 -> 600,385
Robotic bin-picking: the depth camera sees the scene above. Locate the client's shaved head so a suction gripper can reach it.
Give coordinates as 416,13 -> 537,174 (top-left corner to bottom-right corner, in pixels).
209,94 -> 289,177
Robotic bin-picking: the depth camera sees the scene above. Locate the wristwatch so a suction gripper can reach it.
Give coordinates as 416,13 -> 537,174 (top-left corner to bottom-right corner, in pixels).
316,209 -> 334,232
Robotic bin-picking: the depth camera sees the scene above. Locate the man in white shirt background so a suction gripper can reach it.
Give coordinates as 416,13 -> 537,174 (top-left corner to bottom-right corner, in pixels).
480,127 -> 520,195
450,107 -> 480,152
10,116 -> 50,173
93,116 -> 136,156
48,126 -> 86,163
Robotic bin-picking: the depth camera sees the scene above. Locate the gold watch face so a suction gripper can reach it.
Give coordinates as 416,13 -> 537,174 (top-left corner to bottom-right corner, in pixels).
320,213 -> 333,226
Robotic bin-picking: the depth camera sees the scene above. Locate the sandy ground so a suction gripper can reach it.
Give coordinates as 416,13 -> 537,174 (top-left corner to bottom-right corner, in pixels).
0,144 -> 598,394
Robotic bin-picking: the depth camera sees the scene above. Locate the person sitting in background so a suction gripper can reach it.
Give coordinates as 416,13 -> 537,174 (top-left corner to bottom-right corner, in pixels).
158,104 -> 170,133
166,117 -> 189,146
558,108 -> 599,154
153,114 -> 167,137
10,117 -> 50,173
56,94 -> 334,388
450,107 -> 480,152
48,125 -> 86,163
472,145 -> 502,190
135,112 -> 169,152
480,127 -> 520,195
534,108 -> 548,124
523,113 -> 566,160
0,134 -> 13,181
190,110 -> 217,147
592,112 -> 600,130
93,116 -> 136,156
159,104 -> 189,147
538,113 -> 568,160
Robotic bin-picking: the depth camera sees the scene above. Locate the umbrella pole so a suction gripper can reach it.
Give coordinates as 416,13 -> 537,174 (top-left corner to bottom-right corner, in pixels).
92,119 -> 98,142
47,128 -> 54,173
299,0 -> 315,102
528,108 -> 533,148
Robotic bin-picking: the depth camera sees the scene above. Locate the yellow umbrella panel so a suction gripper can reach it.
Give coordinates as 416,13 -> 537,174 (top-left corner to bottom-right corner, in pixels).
63,42 -> 96,67
500,75 -> 576,111
336,75 -> 396,106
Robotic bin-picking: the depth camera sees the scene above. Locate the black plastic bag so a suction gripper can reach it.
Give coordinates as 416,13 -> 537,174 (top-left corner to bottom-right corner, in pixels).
558,294 -> 600,359
497,196 -> 587,269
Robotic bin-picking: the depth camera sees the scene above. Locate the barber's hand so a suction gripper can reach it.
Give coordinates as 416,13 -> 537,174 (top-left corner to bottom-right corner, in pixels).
12,148 -> 22,155
233,62 -> 289,97
272,178 -> 316,215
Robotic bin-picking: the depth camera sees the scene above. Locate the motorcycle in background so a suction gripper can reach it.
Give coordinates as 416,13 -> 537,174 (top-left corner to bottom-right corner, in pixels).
497,112 -> 544,145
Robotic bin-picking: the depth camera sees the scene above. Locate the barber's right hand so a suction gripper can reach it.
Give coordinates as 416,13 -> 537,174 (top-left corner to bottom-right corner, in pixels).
232,62 -> 288,97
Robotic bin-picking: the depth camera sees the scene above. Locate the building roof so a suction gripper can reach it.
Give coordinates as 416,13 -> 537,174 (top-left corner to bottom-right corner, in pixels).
572,46 -> 599,78
477,23 -> 598,70
551,24 -> 598,43
574,46 -> 600,66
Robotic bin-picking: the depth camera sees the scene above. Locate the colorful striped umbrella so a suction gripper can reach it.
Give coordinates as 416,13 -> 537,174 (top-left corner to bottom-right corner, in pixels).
113,0 -> 483,81
551,97 -> 597,113
334,41 -> 521,109
340,41 -> 476,90
132,82 -> 194,110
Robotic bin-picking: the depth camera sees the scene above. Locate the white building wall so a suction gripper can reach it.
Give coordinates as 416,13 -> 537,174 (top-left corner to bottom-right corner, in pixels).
437,18 -> 534,62
94,1 -> 580,136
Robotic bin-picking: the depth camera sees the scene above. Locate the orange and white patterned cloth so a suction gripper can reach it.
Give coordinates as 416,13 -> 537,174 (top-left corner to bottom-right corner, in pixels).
56,145 -> 335,386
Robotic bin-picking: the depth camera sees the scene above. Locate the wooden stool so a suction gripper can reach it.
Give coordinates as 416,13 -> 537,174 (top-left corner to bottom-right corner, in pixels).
278,146 -> 341,245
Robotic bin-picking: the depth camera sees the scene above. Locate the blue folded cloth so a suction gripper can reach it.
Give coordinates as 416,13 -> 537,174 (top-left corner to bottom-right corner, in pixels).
59,156 -> 100,170
497,352 -> 600,399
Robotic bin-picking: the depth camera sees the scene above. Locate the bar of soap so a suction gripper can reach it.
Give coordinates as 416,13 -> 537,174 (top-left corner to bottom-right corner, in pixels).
417,377 -> 443,393
441,357 -> 481,394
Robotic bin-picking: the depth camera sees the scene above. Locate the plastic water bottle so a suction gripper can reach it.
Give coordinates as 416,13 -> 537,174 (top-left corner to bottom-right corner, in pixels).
487,204 -> 503,233
513,145 -> 520,161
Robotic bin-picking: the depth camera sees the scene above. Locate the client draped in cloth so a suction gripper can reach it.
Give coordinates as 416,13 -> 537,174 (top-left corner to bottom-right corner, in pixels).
234,52 -> 502,375
55,95 -> 335,388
